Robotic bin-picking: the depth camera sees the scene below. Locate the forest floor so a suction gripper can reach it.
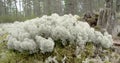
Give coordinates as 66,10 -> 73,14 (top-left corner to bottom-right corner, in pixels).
113,37 -> 120,46
0,34 -> 120,63
112,37 -> 120,54
114,39 -> 120,44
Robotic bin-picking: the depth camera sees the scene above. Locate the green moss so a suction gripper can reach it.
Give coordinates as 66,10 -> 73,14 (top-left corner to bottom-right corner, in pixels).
74,58 -> 82,63
54,45 -> 76,63
0,50 -> 46,63
75,42 -> 95,63
0,33 -> 8,42
79,52 -> 87,62
104,61 -> 111,63
0,35 -> 119,63
89,61 -> 95,63
85,42 -> 95,57
0,41 -> 76,63
0,15 -> 37,23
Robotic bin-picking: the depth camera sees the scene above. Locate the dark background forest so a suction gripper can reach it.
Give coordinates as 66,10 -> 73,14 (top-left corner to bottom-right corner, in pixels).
0,0 -> 120,23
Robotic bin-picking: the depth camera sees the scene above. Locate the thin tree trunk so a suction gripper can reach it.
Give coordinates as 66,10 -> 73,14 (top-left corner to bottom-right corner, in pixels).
19,0 -> 22,15
33,0 -> 42,16
14,0 -> 18,16
43,0 -> 52,15
64,0 -> 79,15
3,0 -> 7,15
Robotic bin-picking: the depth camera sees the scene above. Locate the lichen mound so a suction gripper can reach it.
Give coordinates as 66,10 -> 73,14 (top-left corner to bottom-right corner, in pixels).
1,14 -> 113,53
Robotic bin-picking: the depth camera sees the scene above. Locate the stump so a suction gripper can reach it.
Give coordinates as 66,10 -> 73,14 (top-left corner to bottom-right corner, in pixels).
83,12 -> 99,27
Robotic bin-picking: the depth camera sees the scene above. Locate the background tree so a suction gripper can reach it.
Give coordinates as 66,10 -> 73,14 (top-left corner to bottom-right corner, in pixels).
51,0 -> 63,15
32,0 -> 42,16
116,0 -> 120,12
23,0 -> 32,17
0,0 -> 118,24
43,0 -> 52,15
64,0 -> 79,15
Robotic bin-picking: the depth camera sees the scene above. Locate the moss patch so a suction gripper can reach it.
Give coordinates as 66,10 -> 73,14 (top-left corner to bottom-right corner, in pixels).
0,34 -> 120,63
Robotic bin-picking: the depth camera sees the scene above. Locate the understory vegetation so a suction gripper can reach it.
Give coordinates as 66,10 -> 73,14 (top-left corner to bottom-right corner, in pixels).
0,15 -> 37,23
0,36 -> 120,63
0,0 -> 120,63
0,14 -> 120,63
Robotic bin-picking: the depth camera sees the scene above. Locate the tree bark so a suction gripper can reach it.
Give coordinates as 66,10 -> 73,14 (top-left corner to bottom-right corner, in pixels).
116,0 -> 120,12
97,0 -> 116,35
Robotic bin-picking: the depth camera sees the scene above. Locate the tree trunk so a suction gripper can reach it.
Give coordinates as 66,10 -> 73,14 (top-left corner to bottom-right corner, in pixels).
43,0 -> 63,15
3,0 -> 7,15
0,0 -> 4,16
14,0 -> 18,16
23,0 -> 32,17
82,0 -> 93,13
97,0 -> 116,35
51,0 -> 63,15
33,0 -> 42,16
43,0 -> 52,15
64,0 -> 79,15
116,0 -> 120,12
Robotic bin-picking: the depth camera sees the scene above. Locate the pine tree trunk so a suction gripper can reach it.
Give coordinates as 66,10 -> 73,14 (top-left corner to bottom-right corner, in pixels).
116,0 -> 120,12
97,0 -> 116,35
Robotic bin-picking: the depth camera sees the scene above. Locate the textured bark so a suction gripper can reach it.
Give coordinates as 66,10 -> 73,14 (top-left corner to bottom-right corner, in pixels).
97,9 -> 110,29
97,0 -> 116,35
116,0 -> 120,12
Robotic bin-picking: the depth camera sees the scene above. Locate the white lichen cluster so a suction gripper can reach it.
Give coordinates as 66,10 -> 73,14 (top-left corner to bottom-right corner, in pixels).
45,56 -> 58,63
35,36 -> 54,53
2,13 -> 113,53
